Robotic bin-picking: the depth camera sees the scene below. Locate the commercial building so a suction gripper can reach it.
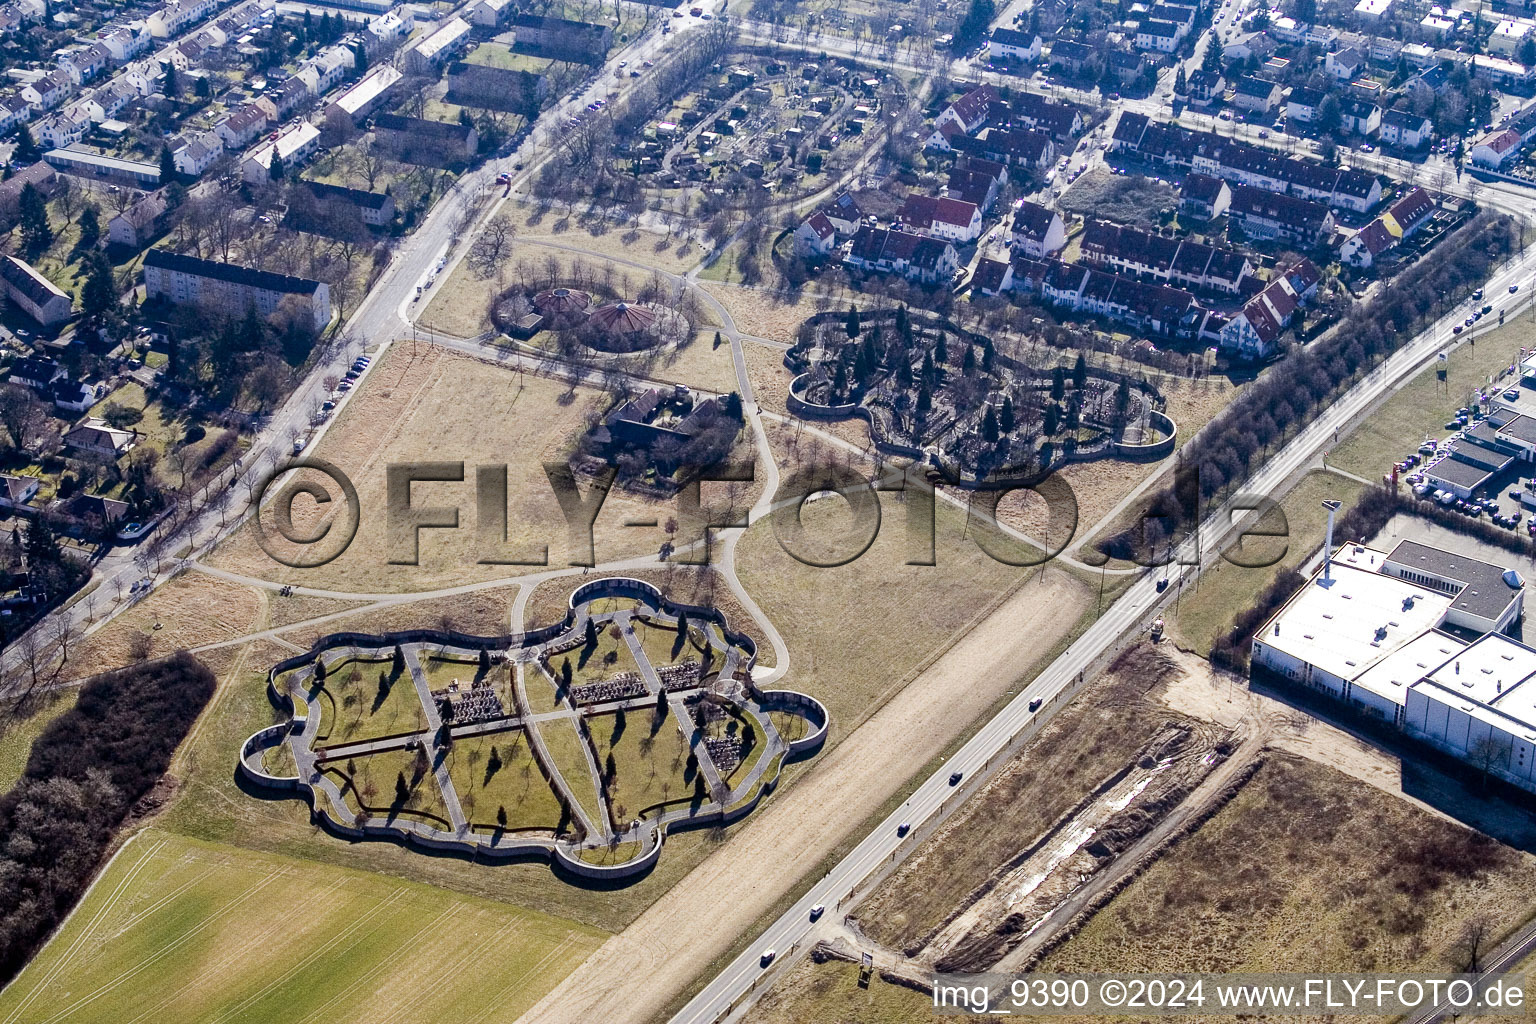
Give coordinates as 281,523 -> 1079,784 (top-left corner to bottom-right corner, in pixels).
143,249 -> 332,331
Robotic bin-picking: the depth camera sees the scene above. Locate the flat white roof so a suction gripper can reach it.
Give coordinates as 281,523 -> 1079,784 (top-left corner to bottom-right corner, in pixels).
1263,559 -> 1453,683
1355,0 -> 1392,14
1423,630 -> 1536,702
1352,629 -> 1466,706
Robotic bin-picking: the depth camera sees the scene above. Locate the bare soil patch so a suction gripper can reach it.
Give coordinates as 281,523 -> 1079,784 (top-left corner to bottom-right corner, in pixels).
856,646 -> 1203,954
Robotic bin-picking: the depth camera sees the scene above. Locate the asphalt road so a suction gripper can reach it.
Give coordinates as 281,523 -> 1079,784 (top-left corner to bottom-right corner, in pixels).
668,235 -> 1536,1024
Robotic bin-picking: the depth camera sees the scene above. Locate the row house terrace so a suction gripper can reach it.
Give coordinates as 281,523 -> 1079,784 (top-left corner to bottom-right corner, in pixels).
844,226 -> 959,285
1080,220 -> 1254,294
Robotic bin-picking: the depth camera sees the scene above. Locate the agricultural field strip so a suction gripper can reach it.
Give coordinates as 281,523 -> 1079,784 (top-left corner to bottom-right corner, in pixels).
0,835 -> 172,1024
199,889 -> 410,1024
460,933 -> 594,1024
31,866 -> 301,1024
290,904 -> 465,1024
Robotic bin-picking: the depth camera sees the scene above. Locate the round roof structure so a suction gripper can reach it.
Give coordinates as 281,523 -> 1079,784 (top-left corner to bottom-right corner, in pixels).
587,301 -> 658,335
533,287 -> 592,316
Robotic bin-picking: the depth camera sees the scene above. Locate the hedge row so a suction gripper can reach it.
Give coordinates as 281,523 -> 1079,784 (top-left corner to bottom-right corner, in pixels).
0,651 -> 215,984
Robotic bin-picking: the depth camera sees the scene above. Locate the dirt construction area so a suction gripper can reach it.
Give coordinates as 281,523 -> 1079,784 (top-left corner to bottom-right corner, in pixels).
516,570 -> 1092,1024
752,643 -> 1536,1024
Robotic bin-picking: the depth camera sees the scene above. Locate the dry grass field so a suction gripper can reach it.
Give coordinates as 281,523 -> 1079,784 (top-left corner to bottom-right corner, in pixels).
264,594 -> 371,630
1042,752 -> 1536,983
0,687 -> 78,791
205,344 -> 756,594
1171,470 -> 1364,653
0,828 -> 605,1024
417,221 -> 704,339
700,283 -> 837,343
742,958 -> 941,1024
856,648 -> 1199,953
733,486 -> 1054,738
1328,314 -> 1536,480
280,587 -> 518,648
73,571 -> 266,672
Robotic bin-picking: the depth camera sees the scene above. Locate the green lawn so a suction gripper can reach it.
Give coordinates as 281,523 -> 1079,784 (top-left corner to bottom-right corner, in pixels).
465,41 -> 553,73
313,657 -> 427,745
0,688 -> 79,792
1328,314 -> 1536,479
536,716 -> 604,831
587,707 -> 694,826
446,729 -> 565,832
631,617 -> 714,672
0,828 -> 604,1024
324,744 -> 453,829
1172,470 -> 1365,653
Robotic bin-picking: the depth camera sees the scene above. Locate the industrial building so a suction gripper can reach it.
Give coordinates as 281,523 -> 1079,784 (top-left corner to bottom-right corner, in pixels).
1250,527 -> 1536,792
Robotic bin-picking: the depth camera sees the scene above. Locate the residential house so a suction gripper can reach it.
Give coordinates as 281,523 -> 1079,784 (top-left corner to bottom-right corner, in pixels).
404,16 -> 471,73
945,164 -> 1001,211
1180,172 -> 1231,220
170,132 -> 221,176
1381,108 -> 1433,149
49,378 -> 93,413
1186,69 -> 1225,104
0,163 -> 55,226
21,70 -> 74,110
1047,39 -> 1095,75
1326,47 -> 1365,80
1229,185 -> 1336,246
372,113 -> 477,165
793,211 -> 836,256
0,256 -> 71,325
301,181 -> 396,228
933,84 -> 996,135
468,0 -> 513,28
326,64 -> 403,125
0,476 -> 39,510
1219,260 -> 1321,358
510,13 -> 610,63
107,190 -> 170,248
8,357 -> 64,389
896,193 -> 983,244
844,226 -> 959,284
214,103 -> 269,149
445,62 -> 545,114
1231,75 -> 1282,114
1135,18 -> 1182,52
144,249 -> 332,330
36,112 -> 87,148
1011,200 -> 1066,257
241,121 -> 320,183
989,27 -> 1041,62
63,417 -> 137,458
1472,127 -> 1523,169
